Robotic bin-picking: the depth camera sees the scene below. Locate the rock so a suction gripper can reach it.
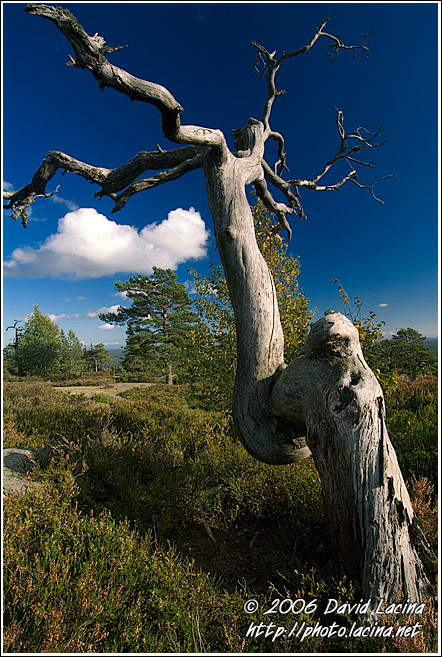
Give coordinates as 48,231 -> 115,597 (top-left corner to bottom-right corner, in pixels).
3,447 -> 49,495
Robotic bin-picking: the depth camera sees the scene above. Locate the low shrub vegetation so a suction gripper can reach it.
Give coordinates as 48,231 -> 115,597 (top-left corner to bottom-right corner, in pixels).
383,375 -> 438,488
3,377 -> 438,652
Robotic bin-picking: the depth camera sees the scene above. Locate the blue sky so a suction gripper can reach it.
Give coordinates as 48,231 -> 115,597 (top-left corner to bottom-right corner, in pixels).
2,1 -> 440,350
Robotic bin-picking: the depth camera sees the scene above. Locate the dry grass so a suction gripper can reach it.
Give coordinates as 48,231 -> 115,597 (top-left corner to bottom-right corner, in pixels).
52,382 -> 153,401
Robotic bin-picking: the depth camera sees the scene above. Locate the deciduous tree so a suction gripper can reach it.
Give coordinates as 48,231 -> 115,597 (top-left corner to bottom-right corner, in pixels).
17,305 -> 61,377
4,5 -> 433,604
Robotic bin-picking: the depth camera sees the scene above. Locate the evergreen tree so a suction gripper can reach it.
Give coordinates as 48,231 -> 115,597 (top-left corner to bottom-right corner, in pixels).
84,343 -> 113,372
100,268 -> 197,384
119,325 -> 162,377
379,328 -> 437,379
59,329 -> 85,378
3,343 -> 18,376
18,306 -> 61,377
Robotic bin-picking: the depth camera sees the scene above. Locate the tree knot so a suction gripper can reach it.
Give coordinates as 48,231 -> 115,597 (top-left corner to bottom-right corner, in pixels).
328,384 -> 359,423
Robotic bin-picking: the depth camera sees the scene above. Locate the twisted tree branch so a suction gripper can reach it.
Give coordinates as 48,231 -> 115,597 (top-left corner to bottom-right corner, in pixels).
24,4 -> 228,152
286,110 -> 395,199
248,18 -> 386,238
252,17 -> 370,140
255,109 -> 395,235
110,151 -> 206,213
253,177 -> 294,241
3,146 -> 206,226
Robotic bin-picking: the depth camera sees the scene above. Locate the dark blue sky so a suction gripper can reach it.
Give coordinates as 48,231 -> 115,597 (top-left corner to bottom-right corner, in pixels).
2,2 -> 439,347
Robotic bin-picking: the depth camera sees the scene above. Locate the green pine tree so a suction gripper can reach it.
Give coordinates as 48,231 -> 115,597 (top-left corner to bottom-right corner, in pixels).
84,343 -> 113,372
381,328 -> 437,379
59,329 -> 85,378
100,267 -> 197,384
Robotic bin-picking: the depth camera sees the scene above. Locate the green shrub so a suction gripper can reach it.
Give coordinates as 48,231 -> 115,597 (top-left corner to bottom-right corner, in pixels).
384,376 -> 438,486
3,482 -> 248,653
91,392 -> 111,404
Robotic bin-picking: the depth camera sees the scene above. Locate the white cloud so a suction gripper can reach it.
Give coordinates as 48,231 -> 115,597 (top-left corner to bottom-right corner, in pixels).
51,195 -> 79,212
3,181 -> 14,191
87,304 -> 123,319
4,207 -> 209,279
77,296 -> 85,301
378,303 -> 388,308
184,280 -> 197,295
47,313 -> 68,323
98,323 -> 115,330
111,291 -> 128,299
47,312 -> 82,323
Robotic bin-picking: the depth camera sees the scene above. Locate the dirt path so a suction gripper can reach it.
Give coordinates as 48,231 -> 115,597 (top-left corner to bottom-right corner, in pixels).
52,382 -> 154,400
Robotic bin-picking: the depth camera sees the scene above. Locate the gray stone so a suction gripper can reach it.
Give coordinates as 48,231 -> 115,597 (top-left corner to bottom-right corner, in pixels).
3,447 -> 49,495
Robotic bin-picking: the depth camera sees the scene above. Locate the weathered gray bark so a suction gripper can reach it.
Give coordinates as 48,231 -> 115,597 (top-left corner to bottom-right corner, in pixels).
272,313 -> 434,603
5,4 -> 434,605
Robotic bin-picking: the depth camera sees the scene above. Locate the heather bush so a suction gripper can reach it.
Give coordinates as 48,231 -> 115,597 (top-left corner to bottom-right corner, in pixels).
384,375 -> 438,486
3,380 -> 438,652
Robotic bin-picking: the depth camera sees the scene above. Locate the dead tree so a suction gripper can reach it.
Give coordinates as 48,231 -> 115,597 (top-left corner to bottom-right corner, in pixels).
4,5 -> 434,605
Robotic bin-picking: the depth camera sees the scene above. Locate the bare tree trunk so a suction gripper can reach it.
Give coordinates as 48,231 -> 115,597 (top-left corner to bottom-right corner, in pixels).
166,362 -> 173,386
272,314 -> 434,603
203,129 -> 434,605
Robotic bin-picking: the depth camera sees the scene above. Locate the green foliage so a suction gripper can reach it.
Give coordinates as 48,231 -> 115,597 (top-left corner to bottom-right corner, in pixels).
52,371 -> 115,387
187,262 -> 237,407
17,306 -> 62,377
92,392 -> 112,404
331,280 -> 385,366
3,342 -> 18,376
101,268 -> 197,384
375,328 -> 437,380
188,201 -> 313,408
84,343 -> 113,372
58,329 -> 86,379
4,307 -> 86,379
3,483 -> 246,653
384,375 -> 438,487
